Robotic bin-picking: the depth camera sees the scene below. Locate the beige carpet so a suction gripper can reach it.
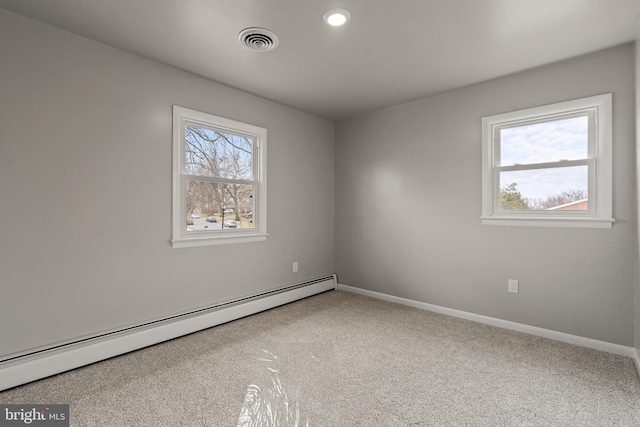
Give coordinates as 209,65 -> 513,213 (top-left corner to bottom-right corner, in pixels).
1,290 -> 639,426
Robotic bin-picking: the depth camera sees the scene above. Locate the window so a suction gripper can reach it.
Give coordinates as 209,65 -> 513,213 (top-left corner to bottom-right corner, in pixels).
172,106 -> 267,247
481,94 -> 613,228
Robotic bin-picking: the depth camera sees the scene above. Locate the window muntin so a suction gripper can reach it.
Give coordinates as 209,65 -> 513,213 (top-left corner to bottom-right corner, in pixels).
481,94 -> 612,228
172,106 -> 267,247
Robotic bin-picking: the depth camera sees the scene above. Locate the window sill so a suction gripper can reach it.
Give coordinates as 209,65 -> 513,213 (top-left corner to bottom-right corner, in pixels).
481,216 -> 614,229
171,232 -> 268,248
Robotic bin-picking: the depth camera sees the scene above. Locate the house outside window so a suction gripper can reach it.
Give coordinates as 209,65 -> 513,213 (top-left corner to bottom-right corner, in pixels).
172,106 -> 267,247
481,94 -> 613,228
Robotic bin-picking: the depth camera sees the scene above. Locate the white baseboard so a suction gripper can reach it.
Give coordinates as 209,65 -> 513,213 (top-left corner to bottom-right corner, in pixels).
0,276 -> 337,392
338,284 -> 637,361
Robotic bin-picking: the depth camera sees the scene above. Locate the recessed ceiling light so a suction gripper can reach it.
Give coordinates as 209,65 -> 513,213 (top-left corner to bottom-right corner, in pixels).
323,8 -> 351,27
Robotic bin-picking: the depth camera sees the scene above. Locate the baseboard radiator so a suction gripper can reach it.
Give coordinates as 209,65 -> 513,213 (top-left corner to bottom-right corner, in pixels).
0,275 -> 337,392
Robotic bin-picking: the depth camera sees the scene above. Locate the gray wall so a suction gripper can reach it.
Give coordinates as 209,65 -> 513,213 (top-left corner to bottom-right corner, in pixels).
0,10 -> 334,358
636,40 -> 640,353
335,44 -> 636,346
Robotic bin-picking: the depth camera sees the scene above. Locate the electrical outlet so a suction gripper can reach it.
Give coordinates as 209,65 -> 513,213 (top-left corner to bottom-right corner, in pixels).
508,279 -> 519,293
293,261 -> 298,273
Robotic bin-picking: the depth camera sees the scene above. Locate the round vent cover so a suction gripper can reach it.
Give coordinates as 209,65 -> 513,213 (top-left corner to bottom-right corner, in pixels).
238,27 -> 280,52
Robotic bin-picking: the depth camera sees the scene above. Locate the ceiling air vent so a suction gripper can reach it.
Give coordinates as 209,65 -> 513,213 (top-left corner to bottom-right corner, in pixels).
238,27 -> 280,52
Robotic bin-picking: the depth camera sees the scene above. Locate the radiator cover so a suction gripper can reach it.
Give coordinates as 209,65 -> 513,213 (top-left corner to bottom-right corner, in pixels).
0,275 -> 337,391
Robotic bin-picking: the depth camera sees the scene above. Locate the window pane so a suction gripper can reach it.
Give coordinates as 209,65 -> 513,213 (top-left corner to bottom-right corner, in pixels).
185,125 -> 253,180
500,115 -> 588,166
187,181 -> 254,231
499,166 -> 588,211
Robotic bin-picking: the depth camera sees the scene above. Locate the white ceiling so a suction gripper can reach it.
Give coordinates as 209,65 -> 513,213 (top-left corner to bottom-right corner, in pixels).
1,0 -> 639,120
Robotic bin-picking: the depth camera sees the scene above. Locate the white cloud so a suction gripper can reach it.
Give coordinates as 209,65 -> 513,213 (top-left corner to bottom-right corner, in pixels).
500,115 -> 588,166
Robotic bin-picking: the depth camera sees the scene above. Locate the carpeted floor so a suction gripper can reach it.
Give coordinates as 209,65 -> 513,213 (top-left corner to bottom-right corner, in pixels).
1,290 -> 639,426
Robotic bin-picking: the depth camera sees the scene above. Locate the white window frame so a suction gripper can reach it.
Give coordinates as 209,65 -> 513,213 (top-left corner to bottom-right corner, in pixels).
172,105 -> 267,248
481,94 -> 613,228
